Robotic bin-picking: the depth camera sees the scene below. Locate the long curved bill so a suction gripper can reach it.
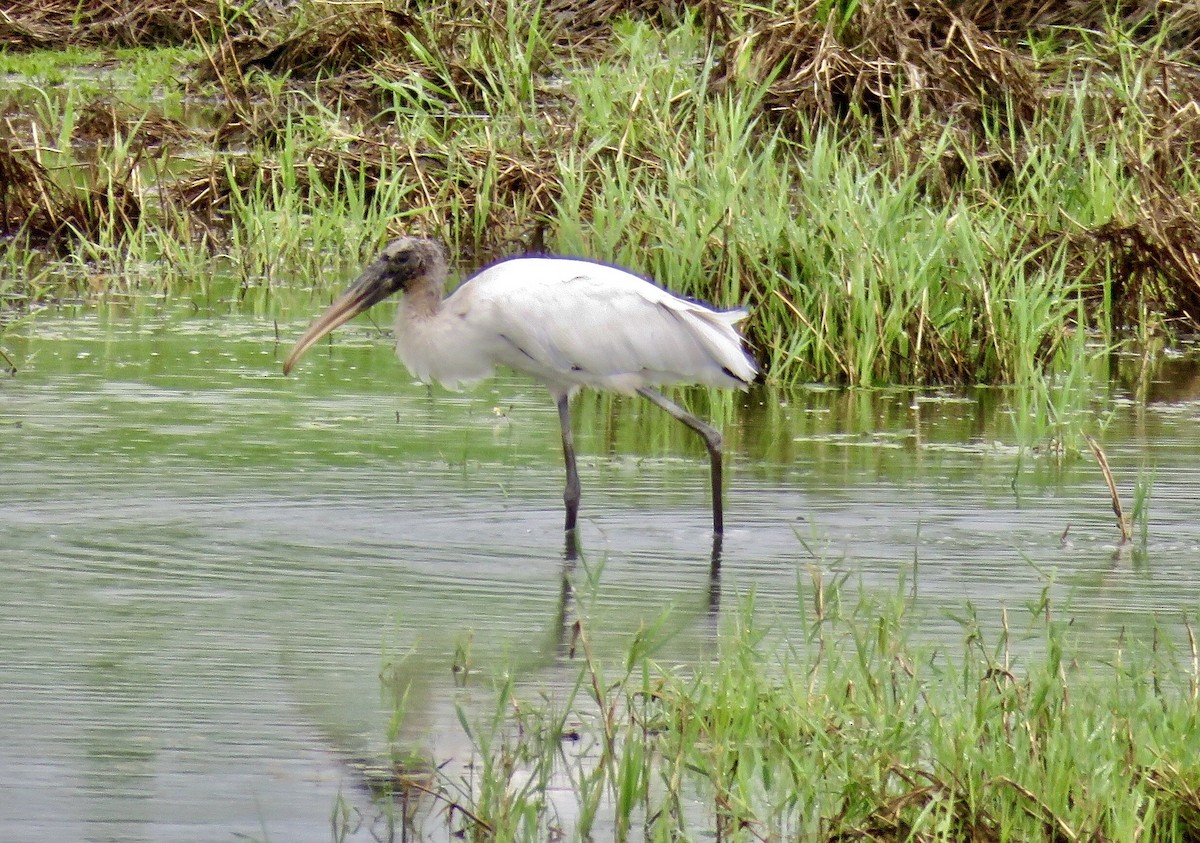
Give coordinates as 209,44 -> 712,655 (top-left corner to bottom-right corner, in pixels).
283,265 -> 391,375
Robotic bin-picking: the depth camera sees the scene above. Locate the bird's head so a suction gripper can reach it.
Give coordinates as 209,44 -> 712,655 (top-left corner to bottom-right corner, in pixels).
370,236 -> 446,294
283,237 -> 446,375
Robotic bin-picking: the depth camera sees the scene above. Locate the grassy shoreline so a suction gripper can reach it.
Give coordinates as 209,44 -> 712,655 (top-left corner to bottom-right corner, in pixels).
366,578 -> 1200,841
2,2 -> 1198,386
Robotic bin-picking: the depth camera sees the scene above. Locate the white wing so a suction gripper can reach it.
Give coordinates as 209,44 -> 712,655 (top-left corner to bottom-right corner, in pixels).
433,258 -> 757,395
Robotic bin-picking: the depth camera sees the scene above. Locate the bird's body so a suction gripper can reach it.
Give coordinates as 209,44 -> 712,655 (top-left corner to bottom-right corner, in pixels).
284,237 -> 757,535
393,257 -> 755,397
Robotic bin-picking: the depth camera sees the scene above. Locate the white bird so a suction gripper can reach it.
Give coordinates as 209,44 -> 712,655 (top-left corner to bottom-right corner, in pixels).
283,237 -> 758,535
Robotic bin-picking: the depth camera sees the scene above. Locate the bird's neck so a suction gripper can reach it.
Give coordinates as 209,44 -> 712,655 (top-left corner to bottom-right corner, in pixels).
401,273 -> 445,320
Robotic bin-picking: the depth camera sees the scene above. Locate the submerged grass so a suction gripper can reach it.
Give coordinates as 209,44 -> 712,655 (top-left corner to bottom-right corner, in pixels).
381,577 -> 1200,842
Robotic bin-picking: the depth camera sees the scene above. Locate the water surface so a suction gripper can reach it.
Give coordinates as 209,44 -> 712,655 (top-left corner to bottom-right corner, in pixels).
2,310 -> 1199,841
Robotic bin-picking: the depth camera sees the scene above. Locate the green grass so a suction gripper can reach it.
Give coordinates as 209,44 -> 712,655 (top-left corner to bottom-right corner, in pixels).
0,45 -> 196,114
3,4 -> 1197,402
393,578 -> 1200,841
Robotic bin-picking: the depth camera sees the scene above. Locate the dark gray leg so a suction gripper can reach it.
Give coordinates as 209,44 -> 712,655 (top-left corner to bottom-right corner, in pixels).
636,387 -> 725,535
708,532 -> 723,610
556,393 -> 581,532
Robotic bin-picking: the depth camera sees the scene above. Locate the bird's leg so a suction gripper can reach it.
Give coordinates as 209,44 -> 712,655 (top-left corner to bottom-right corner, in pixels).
636,387 -> 725,535
556,393 -> 582,533
708,531 -> 723,614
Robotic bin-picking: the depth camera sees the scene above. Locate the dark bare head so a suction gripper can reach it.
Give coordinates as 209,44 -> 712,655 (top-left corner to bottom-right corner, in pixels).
368,237 -> 447,292
283,237 -> 447,375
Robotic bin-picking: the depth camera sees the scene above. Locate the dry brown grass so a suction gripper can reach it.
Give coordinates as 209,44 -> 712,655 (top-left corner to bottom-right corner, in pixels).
1070,52 -> 1200,324
72,98 -> 197,151
1087,195 -> 1200,325
0,136 -> 141,245
0,0 -> 244,51
709,0 -> 1039,134
3,0 -> 1200,334
193,5 -> 413,85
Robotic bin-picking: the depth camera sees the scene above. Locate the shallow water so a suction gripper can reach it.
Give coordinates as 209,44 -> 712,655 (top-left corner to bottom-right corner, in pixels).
3,309 -> 1200,841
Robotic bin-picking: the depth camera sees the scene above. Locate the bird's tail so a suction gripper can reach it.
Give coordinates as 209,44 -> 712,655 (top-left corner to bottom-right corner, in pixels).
689,307 -> 758,386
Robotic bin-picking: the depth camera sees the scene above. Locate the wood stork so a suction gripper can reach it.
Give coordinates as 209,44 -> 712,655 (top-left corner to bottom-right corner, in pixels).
283,237 -> 757,535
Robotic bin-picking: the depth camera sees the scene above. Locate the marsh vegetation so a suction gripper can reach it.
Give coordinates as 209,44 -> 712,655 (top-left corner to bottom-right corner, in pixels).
3,0 -> 1199,387
394,578 -> 1200,842
4,2 -> 1200,840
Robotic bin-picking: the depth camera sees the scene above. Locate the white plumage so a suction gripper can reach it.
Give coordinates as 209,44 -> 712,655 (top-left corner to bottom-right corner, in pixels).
396,258 -> 755,396
284,237 -> 757,536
